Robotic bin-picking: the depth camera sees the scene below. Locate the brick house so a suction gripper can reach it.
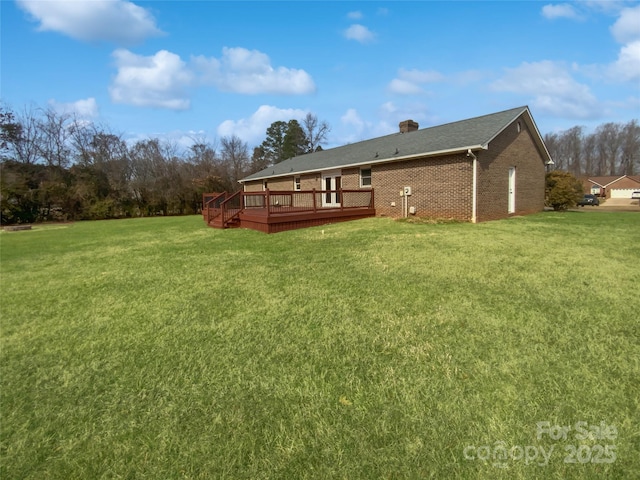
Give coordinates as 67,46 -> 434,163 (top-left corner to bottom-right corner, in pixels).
583,175 -> 640,198
239,106 -> 552,224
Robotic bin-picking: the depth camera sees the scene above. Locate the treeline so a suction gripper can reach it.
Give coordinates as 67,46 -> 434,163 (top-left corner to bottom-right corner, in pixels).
1,104 -> 331,224
2,102 -> 637,224
544,120 -> 639,177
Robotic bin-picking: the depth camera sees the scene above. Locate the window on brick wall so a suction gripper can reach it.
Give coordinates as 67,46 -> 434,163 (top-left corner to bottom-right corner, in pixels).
294,176 -> 301,190
360,167 -> 372,187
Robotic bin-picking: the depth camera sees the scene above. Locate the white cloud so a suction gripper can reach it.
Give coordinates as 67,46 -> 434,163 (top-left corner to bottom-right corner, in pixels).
109,49 -> 193,110
453,69 -> 486,85
540,3 -> 639,86
192,47 -> 316,95
16,0 -> 162,45
398,69 -> 446,84
491,61 -> 600,119
388,68 -> 445,94
587,1 -> 631,14
541,4 -> 581,20
341,108 -> 366,132
380,102 -> 397,115
584,6 -> 640,84
338,108 -> 369,143
610,5 -> 640,44
109,46 -> 315,110
217,105 -> 308,145
48,97 -> 99,118
344,24 -> 376,43
388,79 -> 424,95
347,11 -> 363,20
608,40 -> 640,82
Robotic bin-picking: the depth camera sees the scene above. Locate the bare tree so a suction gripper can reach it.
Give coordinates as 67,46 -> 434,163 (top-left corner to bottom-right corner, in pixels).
564,126 -> 584,176
582,132 -> 597,177
38,107 -> 73,168
1,104 -> 42,164
220,135 -> 249,187
595,123 -> 623,175
544,132 -> 562,169
620,119 -> 640,175
302,112 -> 330,152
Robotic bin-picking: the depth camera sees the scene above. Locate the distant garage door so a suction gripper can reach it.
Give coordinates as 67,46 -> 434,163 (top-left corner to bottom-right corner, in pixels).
610,188 -> 638,198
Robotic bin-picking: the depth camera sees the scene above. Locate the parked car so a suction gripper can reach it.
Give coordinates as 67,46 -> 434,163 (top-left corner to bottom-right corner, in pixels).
577,194 -> 600,206
631,191 -> 640,199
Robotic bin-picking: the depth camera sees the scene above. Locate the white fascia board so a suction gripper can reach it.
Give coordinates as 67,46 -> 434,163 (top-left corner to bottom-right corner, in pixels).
239,145 -> 487,183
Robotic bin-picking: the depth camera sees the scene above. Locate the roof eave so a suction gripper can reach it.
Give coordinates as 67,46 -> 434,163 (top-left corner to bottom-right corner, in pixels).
239,145 -> 488,183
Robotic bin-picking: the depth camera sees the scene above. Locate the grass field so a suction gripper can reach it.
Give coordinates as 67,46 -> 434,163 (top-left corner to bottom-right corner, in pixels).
1,212 -> 639,479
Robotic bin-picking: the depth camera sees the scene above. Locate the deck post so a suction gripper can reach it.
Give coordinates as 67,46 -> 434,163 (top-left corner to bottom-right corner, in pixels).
312,189 -> 317,213
266,189 -> 270,217
340,188 -> 344,211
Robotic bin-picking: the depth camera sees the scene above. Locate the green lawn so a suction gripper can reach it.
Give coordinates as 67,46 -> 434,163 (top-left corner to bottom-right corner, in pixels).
1,212 -> 638,479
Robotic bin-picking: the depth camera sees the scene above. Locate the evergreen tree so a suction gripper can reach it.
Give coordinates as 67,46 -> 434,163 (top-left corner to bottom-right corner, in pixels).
260,120 -> 287,165
282,119 -> 308,160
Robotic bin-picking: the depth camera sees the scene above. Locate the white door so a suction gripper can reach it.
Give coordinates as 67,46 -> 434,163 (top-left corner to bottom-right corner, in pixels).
508,167 -> 516,214
322,171 -> 342,207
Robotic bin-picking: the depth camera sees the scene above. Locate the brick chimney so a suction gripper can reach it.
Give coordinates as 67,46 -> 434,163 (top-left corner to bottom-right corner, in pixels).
399,119 -> 419,133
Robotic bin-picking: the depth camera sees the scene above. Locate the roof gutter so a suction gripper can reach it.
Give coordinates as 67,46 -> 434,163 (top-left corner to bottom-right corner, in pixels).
239,144 -> 488,183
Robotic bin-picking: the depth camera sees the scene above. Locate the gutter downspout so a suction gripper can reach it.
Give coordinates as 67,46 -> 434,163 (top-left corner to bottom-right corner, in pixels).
467,149 -> 478,223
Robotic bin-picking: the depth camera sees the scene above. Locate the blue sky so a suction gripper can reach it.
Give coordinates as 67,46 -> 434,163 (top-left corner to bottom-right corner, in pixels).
2,0 -> 639,151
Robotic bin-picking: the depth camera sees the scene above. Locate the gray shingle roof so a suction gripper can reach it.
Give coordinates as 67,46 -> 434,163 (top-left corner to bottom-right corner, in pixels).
241,106 -> 548,182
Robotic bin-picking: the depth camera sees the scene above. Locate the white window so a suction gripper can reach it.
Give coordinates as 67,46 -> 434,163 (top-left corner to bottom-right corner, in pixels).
294,176 -> 301,191
360,167 -> 372,187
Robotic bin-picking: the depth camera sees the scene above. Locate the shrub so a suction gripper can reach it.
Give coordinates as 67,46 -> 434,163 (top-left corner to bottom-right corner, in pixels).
545,170 -> 583,211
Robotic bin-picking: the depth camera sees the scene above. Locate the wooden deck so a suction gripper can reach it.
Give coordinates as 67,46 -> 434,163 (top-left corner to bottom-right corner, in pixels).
203,189 -> 375,233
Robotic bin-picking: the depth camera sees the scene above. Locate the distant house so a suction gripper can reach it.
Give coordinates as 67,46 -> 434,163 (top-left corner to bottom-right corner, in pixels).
583,175 -> 640,198
204,106 -> 552,232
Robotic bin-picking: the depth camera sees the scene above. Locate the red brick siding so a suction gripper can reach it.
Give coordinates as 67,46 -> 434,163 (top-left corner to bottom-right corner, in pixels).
244,181 -> 263,192
300,173 -> 320,190
341,167 -> 362,189
372,155 -> 473,220
244,174 -> 320,192
476,118 -> 546,222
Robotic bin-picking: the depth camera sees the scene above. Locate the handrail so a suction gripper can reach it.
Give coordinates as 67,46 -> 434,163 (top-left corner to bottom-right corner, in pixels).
221,190 -> 243,226
204,191 -> 226,209
203,192 -> 227,224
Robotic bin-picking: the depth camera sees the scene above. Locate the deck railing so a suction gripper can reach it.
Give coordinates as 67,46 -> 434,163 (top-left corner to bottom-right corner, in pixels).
205,189 -> 374,229
221,191 -> 243,226
241,189 -> 374,216
203,192 -> 227,224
